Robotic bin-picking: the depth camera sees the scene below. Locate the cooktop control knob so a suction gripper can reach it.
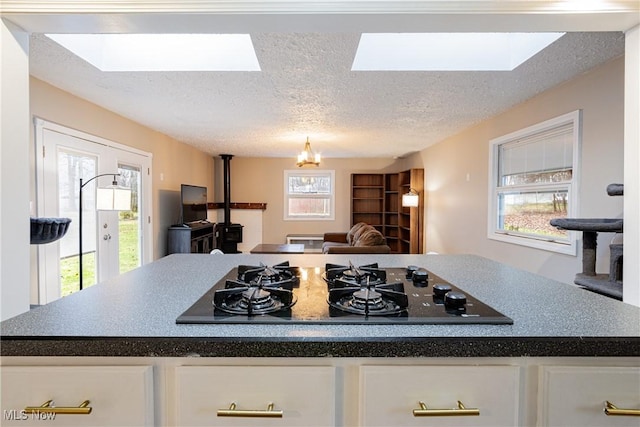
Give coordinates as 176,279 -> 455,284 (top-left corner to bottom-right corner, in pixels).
444,291 -> 467,309
411,269 -> 429,287
406,265 -> 419,279
433,284 -> 452,299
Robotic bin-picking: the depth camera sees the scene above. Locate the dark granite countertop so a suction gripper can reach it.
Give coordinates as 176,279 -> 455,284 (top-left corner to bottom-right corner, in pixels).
1,254 -> 638,358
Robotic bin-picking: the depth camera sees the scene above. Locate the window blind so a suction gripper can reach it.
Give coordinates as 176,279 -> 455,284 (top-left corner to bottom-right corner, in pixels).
499,122 -> 573,178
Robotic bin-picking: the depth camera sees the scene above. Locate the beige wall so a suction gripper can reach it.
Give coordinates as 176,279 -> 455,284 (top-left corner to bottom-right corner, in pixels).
213,156 -> 404,244
421,56 -> 624,285
29,78 -> 215,262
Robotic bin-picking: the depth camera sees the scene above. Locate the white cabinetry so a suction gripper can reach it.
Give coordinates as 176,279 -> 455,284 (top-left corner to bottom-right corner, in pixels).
538,366 -> 640,427
174,366 -> 336,426
359,365 -> 521,426
2,357 -> 639,427
0,365 -> 154,426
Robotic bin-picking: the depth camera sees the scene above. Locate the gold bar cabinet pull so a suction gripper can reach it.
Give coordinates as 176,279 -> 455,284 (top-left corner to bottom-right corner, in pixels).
604,401 -> 640,416
24,399 -> 92,415
217,402 -> 283,418
413,400 -> 480,417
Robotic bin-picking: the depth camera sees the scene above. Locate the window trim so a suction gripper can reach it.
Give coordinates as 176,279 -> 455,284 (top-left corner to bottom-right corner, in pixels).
283,169 -> 336,221
487,110 -> 581,255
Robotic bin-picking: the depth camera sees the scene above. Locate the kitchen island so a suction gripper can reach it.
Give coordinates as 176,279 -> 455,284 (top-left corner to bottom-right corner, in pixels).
1,253 -> 638,357
2,254 -> 638,426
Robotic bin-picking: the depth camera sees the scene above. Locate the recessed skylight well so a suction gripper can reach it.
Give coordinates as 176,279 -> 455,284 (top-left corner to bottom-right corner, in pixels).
45,33 -> 261,72
351,33 -> 565,71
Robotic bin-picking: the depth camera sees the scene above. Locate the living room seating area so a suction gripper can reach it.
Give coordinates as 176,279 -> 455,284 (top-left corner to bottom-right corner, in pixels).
322,222 -> 391,254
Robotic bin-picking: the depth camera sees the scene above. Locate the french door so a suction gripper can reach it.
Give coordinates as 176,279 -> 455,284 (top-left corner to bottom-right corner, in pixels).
35,119 -> 152,303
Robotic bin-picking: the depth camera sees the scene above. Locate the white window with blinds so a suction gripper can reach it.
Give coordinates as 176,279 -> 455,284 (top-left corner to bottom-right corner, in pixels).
488,110 -> 581,254
284,170 -> 335,220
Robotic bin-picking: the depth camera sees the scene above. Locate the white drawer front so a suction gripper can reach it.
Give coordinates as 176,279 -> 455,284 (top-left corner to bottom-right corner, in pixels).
360,365 -> 521,427
175,366 -> 336,426
539,366 -> 640,427
1,365 -> 154,427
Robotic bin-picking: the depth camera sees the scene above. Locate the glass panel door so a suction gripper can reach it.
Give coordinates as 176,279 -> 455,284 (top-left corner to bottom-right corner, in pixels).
36,120 -> 152,304
39,127 -> 109,302
58,149 -> 99,296
117,163 -> 141,274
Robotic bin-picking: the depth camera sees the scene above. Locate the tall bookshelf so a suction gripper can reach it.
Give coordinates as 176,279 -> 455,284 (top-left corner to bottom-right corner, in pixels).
383,173 -> 400,252
351,174 -> 384,230
351,169 -> 424,254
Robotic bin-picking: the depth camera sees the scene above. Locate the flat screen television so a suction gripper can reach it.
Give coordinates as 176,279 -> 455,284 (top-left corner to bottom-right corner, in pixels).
181,184 -> 208,224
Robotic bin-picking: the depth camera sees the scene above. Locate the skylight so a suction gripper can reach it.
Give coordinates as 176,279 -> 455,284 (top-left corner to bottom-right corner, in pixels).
45,34 -> 261,71
351,33 -> 565,71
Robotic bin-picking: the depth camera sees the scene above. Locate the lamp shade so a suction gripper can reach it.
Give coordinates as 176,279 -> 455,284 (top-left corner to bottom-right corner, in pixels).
402,189 -> 420,207
96,186 -> 132,211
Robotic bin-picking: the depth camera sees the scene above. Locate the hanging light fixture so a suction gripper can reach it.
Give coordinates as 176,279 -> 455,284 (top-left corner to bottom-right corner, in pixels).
296,137 -> 321,167
402,188 -> 420,207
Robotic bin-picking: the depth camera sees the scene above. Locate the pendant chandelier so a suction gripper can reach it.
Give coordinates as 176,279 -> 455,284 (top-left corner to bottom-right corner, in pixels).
296,137 -> 321,167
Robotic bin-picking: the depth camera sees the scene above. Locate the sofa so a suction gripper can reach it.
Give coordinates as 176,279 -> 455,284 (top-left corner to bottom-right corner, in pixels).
322,222 -> 391,254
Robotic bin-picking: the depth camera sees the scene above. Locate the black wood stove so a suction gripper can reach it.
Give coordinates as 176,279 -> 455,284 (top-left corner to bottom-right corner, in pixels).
176,261 -> 513,325
218,154 -> 243,253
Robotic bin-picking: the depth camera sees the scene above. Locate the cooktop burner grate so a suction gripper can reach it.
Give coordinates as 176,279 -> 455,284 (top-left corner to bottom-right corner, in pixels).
176,262 -> 513,325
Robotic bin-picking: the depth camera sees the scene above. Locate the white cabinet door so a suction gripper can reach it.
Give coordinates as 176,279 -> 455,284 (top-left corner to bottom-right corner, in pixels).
175,366 -> 336,426
539,366 -> 640,427
1,365 -> 154,426
359,365 -> 521,427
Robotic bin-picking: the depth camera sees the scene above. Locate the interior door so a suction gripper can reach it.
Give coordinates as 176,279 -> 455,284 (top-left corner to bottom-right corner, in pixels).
36,119 -> 151,303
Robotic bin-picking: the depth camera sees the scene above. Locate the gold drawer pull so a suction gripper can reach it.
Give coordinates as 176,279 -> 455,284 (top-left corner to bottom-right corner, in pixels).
217,402 -> 283,418
413,400 -> 480,417
604,401 -> 640,416
24,400 -> 92,415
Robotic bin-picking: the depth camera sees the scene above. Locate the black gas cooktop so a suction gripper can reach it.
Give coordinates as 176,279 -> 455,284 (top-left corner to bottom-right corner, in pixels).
176,261 -> 513,325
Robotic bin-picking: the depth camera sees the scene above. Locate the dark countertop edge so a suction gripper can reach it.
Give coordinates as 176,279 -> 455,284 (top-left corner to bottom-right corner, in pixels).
1,336 -> 638,358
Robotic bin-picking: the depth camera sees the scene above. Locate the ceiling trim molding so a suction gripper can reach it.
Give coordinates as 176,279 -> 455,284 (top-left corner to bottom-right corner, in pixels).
2,1 -> 639,14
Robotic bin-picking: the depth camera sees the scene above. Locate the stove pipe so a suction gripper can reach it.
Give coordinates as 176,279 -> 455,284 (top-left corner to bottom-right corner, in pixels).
221,154 -> 233,225
218,154 -> 243,253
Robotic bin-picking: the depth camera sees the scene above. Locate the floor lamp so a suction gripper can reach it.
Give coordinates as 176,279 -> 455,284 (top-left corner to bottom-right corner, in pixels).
402,188 -> 420,254
79,173 -> 131,290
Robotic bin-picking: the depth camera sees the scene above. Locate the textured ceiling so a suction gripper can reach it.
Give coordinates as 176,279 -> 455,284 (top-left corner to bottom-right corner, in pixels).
28,31 -> 624,158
